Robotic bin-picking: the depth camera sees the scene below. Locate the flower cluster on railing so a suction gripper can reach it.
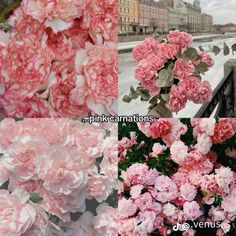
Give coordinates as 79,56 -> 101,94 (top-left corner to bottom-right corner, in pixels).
0,119 -> 118,235
118,119 -> 236,236
123,31 -> 236,117
0,0 -> 118,118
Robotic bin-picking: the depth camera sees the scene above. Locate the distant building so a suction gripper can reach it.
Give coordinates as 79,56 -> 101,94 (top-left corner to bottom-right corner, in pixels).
139,0 -> 168,34
119,0 -> 139,33
221,23 -> 236,33
184,0 -> 202,32
201,13 -> 213,31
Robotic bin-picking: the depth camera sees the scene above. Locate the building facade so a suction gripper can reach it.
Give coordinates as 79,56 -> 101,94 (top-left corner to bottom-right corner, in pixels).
201,13 -> 213,31
139,0 -> 168,34
119,0 -> 139,33
184,0 -> 202,32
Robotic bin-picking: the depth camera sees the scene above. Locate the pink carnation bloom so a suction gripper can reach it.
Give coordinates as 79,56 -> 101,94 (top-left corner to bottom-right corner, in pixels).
3,135 -> 49,181
94,204 -> 118,236
132,37 -> 159,61
180,183 -> 197,201
168,30 -> 192,48
200,51 -> 214,67
183,201 -> 202,220
36,146 -> 86,195
170,140 -> 188,165
158,43 -> 178,60
0,189 -> 36,235
118,198 -> 137,218
174,58 -> 195,80
166,85 -> 187,112
121,163 -> 149,186
2,38 -> 54,92
75,43 -> 118,115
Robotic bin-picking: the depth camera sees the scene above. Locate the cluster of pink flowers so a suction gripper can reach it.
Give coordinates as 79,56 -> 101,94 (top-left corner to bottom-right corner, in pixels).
131,31 -> 214,113
0,119 -> 117,235
119,119 -> 236,236
0,0 -> 118,117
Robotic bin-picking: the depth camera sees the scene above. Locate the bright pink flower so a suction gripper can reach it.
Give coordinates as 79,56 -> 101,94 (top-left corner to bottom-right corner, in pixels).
200,51 -> 214,67
158,43 -> 178,60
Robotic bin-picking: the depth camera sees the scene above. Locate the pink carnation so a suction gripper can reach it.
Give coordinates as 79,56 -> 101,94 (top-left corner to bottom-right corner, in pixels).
183,201 -> 202,220
200,51 -> 214,67
166,85 -> 187,112
0,189 -> 36,235
174,59 -> 195,80
168,30 -> 192,48
132,37 -> 159,61
180,183 -> 197,201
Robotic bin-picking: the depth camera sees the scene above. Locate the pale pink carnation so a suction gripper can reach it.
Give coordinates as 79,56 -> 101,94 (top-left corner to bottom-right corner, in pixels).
94,204 -> 118,236
36,146 -> 86,195
170,140 -> 188,165
180,183 -> 197,201
118,198 -> 137,219
183,201 -> 202,220
0,189 -> 36,235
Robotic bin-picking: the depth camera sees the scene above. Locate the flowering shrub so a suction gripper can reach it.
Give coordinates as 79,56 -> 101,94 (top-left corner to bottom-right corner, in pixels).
0,0 -> 118,117
123,31 -> 214,116
0,119 -> 118,235
118,119 -> 236,236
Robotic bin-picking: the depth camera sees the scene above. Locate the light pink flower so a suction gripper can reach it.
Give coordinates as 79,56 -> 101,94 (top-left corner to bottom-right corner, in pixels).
4,135 -> 49,181
168,30 -> 192,48
94,204 -> 118,236
200,51 -> 214,67
183,201 -> 202,220
118,198 -> 137,219
0,189 -> 36,235
180,183 -> 197,201
36,146 -> 86,195
170,140 -> 188,165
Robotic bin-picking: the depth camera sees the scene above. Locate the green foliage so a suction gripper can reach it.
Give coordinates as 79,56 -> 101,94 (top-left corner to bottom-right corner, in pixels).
0,0 -> 21,23
223,42 -> 230,56
30,192 -> 42,203
212,45 -> 221,56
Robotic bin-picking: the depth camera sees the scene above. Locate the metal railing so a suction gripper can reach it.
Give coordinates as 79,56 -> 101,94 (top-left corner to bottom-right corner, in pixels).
195,61 -> 236,118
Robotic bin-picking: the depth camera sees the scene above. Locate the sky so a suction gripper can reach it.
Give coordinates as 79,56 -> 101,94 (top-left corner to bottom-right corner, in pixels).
184,0 -> 236,24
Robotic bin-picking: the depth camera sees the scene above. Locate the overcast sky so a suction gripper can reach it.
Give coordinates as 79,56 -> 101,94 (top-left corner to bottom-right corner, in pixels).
185,0 -> 236,24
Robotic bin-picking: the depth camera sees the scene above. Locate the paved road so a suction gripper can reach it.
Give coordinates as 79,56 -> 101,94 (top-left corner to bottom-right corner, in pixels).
118,35 -> 236,117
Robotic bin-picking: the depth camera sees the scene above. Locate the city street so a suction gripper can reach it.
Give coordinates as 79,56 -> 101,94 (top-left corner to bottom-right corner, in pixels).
118,34 -> 236,117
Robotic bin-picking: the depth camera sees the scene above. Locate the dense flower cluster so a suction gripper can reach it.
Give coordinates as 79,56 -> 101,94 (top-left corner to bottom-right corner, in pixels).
0,119 -> 117,235
129,31 -> 214,114
0,0 -> 118,117
118,119 -> 236,236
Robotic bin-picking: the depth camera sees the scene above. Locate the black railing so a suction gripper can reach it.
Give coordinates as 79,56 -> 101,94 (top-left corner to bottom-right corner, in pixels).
194,69 -> 235,118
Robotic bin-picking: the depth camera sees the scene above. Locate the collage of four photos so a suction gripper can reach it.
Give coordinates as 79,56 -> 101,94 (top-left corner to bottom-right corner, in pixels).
0,0 -> 236,235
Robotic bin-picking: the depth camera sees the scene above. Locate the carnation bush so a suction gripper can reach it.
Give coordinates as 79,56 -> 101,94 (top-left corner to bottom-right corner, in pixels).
0,0 -> 118,117
123,31 -> 215,117
118,119 -> 236,236
0,119 -> 118,235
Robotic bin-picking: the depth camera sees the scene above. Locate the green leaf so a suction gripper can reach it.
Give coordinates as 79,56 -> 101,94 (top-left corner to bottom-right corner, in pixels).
195,62 -> 209,74
161,94 -> 169,102
130,86 -> 139,99
137,88 -> 150,101
232,44 -> 236,55
30,192 -> 42,204
223,42 -> 230,56
159,69 -> 168,81
183,47 -> 199,60
123,95 -> 132,103
149,95 -> 158,105
212,45 -> 221,56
